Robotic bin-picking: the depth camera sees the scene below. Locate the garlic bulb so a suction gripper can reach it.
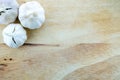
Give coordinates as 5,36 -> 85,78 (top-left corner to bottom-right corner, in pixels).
19,1 -> 45,29
0,0 -> 19,24
2,24 -> 27,48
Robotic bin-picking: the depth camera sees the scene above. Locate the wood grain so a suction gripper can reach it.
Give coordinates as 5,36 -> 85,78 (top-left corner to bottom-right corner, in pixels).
0,0 -> 120,80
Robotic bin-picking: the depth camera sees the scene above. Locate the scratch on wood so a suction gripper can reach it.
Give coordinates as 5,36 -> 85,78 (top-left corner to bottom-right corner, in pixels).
24,43 -> 60,47
0,43 -> 60,47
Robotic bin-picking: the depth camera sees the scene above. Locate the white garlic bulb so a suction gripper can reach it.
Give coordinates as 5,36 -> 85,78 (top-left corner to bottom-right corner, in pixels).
19,1 -> 45,29
2,24 -> 27,48
0,0 -> 19,24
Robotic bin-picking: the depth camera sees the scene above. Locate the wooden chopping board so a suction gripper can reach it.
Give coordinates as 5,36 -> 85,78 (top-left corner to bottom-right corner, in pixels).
0,0 -> 120,80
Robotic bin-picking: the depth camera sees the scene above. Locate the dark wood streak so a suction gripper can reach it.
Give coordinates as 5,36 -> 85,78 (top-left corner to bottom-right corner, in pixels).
0,64 -> 7,67
0,64 -> 8,71
24,43 -> 60,47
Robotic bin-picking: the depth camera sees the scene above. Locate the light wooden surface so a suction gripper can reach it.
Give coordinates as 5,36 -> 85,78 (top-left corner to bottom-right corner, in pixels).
0,0 -> 120,80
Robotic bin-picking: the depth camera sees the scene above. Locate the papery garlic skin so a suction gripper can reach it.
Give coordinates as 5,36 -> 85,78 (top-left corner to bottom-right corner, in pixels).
0,0 -> 19,24
19,1 -> 45,29
2,24 -> 27,48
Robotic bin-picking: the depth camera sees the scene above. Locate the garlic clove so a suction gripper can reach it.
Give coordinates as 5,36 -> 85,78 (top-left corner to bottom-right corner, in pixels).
2,24 -> 27,48
19,1 -> 45,29
0,0 -> 19,24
